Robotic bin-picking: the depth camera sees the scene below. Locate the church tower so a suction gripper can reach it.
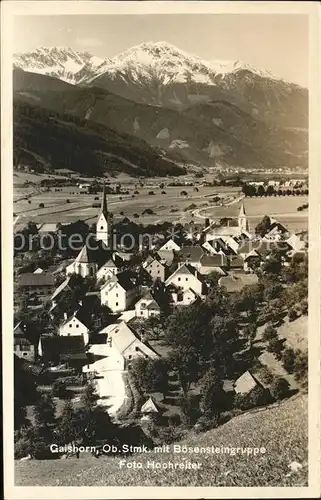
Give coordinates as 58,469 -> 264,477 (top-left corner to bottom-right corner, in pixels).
238,201 -> 249,233
96,184 -> 109,247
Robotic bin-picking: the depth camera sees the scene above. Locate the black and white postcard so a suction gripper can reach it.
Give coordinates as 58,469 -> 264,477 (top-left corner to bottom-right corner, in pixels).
2,1 -> 320,498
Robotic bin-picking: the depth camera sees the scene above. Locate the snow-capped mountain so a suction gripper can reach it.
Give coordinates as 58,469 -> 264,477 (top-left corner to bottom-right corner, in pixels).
14,41 -> 282,87
13,46 -> 108,85
14,42 -> 307,129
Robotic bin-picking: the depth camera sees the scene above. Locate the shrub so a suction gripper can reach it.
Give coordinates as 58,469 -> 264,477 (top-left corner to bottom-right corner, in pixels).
39,203 -> 45,208
301,300 -> 308,315
234,386 -> 271,411
28,200 -> 31,204
270,377 -> 290,400
94,196 -> 99,200
161,191 -> 167,194
148,191 -> 155,195
282,347 -> 296,373
133,213 -> 139,218
262,324 -> 278,342
194,414 -> 220,433
66,199 -> 70,204
288,308 -> 298,322
134,190 -> 139,194
52,380 -> 68,398
120,211 -> 124,215
180,190 -> 188,196
142,208 -> 155,215
266,338 -> 285,360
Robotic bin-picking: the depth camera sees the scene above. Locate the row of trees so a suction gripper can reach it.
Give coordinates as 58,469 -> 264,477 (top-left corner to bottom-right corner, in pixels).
242,184 -> 308,198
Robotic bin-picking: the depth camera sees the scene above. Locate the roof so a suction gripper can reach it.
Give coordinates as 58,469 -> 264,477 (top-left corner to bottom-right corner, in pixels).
33,267 -> 44,274
206,226 -> 241,238
99,184 -> 108,218
37,223 -> 59,233
115,271 -> 137,292
237,239 -> 290,256
239,202 -> 246,217
18,273 -> 55,287
219,273 -> 259,292
178,245 -> 205,262
243,249 -> 262,260
51,276 -> 72,301
75,245 -> 95,264
200,254 -> 228,267
100,258 -> 117,269
234,370 -> 263,394
228,255 -> 244,268
141,396 -> 160,414
61,307 -> 92,329
156,250 -> 175,265
159,239 -> 181,251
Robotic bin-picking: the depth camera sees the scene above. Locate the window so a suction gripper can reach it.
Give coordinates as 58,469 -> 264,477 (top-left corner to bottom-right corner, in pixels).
69,324 -> 72,328
178,277 -> 181,281
128,355 -> 132,360
100,226 -> 104,230
185,277 -> 188,281
116,293 -> 118,297
116,302 -> 119,306
141,311 -> 144,315
135,347 -> 139,351
76,324 -> 79,328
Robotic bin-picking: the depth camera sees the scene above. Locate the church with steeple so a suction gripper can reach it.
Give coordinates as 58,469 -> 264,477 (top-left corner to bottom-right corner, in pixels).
96,184 -> 110,248
238,201 -> 249,233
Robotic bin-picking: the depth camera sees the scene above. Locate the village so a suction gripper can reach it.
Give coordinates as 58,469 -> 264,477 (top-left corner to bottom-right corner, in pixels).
14,183 -> 308,457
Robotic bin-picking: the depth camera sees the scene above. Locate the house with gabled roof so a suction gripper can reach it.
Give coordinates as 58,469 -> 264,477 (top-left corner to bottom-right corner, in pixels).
144,256 -> 167,282
177,245 -> 205,268
140,396 -> 162,421
100,270 -> 140,312
234,370 -> 266,395
159,238 -> 181,252
14,321 -> 38,363
18,273 -> 55,297
165,263 -> 204,297
66,245 -> 98,278
97,257 -> 119,283
134,292 -> 161,319
156,249 -> 175,266
58,308 -> 92,345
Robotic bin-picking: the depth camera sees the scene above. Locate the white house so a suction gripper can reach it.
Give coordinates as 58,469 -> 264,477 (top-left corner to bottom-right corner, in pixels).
58,309 -> 91,345
66,245 -> 97,278
144,257 -> 167,282
171,287 -> 200,306
134,293 -> 161,319
159,238 -> 181,252
165,263 -> 204,296
99,321 -> 158,362
97,258 -> 119,282
100,271 -> 139,313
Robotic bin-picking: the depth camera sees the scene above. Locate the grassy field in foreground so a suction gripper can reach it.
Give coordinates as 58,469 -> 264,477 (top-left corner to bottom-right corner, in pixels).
15,394 -> 307,487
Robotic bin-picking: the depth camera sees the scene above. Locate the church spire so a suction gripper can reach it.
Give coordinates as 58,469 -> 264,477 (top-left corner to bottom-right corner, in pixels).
100,183 -> 108,218
239,201 -> 246,218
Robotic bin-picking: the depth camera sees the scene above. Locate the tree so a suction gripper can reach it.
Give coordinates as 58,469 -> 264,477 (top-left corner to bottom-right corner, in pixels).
34,393 -> 56,428
257,185 -> 266,197
55,400 -> 79,445
180,394 -> 201,427
243,322 -> 257,348
80,383 -> 99,409
255,215 -> 271,237
282,347 -> 296,373
52,380 -> 68,399
200,368 -> 225,417
301,300 -> 308,315
262,324 -> 278,342
267,337 -> 285,360
288,308 -> 298,322
270,377 -> 290,400
180,190 -> 188,196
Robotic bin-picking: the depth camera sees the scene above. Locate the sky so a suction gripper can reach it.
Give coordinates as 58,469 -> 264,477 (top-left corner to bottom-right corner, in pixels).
13,14 -> 309,87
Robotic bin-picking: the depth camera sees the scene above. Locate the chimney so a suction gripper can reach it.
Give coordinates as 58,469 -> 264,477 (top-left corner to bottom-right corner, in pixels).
205,218 -> 210,229
64,312 -> 68,320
